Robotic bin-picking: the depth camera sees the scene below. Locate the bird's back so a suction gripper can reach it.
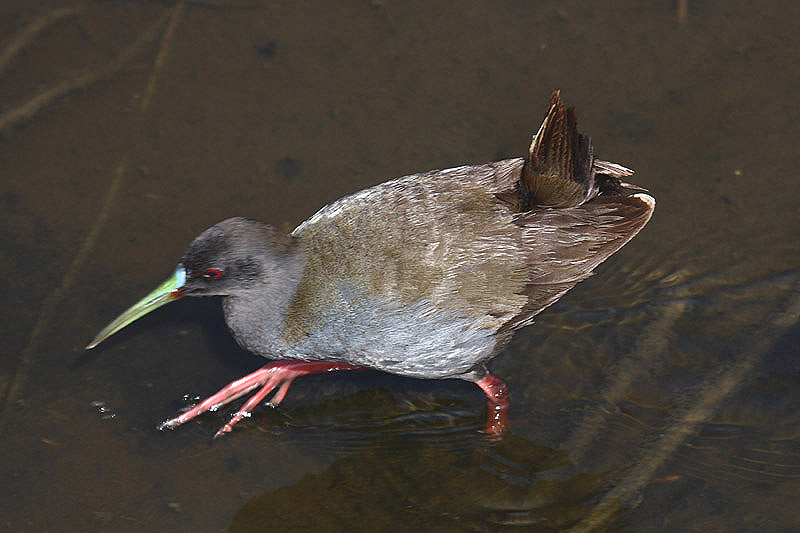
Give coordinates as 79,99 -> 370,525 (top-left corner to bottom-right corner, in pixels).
278,92 -> 654,378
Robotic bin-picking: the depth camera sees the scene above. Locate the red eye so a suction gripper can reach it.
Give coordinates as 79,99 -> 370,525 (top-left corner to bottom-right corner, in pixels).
203,268 -> 223,279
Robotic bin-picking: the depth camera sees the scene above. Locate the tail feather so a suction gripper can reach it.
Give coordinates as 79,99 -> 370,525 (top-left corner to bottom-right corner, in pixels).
522,90 -> 596,208
499,91 -> 656,332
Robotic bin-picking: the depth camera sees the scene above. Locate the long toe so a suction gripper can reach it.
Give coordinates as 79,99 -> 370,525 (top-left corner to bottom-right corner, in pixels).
157,364 -> 277,430
161,361 -> 366,436
212,377 -> 284,438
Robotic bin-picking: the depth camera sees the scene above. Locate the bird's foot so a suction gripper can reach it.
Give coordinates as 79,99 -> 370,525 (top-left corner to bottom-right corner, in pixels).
157,360 -> 364,438
475,373 -> 509,436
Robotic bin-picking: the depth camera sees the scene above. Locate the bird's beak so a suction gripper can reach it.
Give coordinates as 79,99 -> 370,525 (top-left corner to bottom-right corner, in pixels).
86,266 -> 186,349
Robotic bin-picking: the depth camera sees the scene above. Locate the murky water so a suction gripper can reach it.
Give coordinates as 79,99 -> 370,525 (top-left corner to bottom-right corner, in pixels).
1,1 -> 799,531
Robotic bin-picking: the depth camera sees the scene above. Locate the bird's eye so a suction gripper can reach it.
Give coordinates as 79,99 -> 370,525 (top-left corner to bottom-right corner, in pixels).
203,268 -> 223,279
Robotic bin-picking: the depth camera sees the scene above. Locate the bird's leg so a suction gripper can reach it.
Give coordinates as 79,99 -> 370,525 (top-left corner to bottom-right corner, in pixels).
157,361 -> 365,438
475,373 -> 509,436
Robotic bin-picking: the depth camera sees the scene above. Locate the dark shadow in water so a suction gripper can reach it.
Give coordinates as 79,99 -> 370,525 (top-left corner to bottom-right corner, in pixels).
229,429 -> 623,532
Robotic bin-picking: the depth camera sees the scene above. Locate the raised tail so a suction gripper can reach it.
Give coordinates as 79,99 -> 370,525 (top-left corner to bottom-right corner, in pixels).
521,90 -> 641,209
522,90 -> 594,208
497,91 -> 655,332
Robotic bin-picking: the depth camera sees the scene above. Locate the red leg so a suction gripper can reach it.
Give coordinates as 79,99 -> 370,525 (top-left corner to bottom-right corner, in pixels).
157,361 -> 365,438
475,373 -> 509,436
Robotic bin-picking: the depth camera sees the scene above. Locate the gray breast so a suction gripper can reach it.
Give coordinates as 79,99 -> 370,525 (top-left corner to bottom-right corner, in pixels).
281,281 -> 499,379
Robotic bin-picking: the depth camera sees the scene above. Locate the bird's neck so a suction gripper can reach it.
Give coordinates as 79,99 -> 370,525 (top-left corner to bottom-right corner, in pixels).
221,250 -> 305,357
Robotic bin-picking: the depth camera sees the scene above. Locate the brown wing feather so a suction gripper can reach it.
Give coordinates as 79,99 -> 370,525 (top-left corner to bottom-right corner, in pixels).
499,193 -> 654,332
289,91 -> 654,343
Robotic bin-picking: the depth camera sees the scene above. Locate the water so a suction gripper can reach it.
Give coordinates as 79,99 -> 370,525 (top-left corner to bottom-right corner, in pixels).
1,1 -> 799,531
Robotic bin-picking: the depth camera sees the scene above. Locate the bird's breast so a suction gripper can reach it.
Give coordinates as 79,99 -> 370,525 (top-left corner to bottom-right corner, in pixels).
279,281 -> 500,378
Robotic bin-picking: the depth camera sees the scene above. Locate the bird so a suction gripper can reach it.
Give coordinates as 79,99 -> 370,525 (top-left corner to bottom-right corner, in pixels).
87,91 -> 654,438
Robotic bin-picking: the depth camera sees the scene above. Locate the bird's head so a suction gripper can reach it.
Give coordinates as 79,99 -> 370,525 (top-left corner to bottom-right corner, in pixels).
86,217 -> 296,349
